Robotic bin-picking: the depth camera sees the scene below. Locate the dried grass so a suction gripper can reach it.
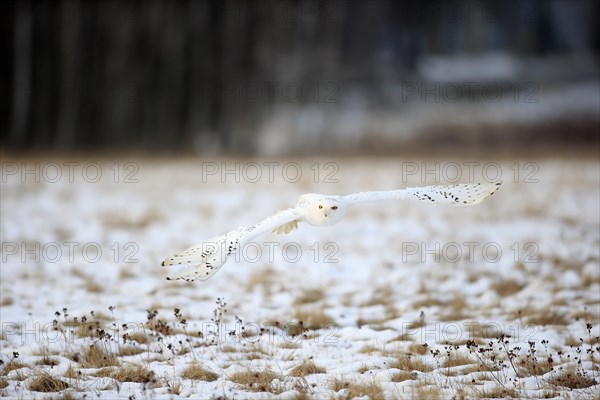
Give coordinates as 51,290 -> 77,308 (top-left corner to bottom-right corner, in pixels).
476,386 -> 518,398
517,357 -> 554,377
391,371 -> 417,382
408,342 -> 428,356
289,360 -> 326,377
388,355 -> 433,372
181,364 -> 218,381
547,366 -> 597,389
228,369 -> 281,393
294,288 -> 325,305
443,354 -> 475,368
83,278 -> 104,293
2,361 -> 27,376
330,378 -> 384,400
34,356 -> 59,366
119,346 -> 146,357
128,332 -> 151,344
286,309 -> 336,336
347,381 -> 384,400
526,310 -> 570,326
111,364 -> 155,384
28,371 -> 68,392
412,385 -> 441,399
490,278 -> 525,297
0,297 -> 14,306
64,365 -> 80,379
79,345 -> 119,368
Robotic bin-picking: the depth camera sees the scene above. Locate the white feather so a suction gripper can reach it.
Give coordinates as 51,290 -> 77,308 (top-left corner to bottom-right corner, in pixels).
344,181 -> 501,206
163,209 -> 300,281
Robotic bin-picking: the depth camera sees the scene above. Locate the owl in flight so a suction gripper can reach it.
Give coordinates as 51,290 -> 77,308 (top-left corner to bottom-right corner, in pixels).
162,181 -> 501,281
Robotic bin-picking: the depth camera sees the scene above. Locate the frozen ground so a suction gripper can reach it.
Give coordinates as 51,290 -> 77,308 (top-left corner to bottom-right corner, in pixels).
1,156 -> 599,399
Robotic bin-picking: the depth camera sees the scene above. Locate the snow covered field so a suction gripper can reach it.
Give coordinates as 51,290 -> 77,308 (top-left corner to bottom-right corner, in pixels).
1,156 -> 599,399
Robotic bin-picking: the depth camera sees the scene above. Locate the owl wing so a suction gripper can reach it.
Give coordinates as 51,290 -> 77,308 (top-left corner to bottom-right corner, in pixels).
162,207 -> 301,281
344,181 -> 501,206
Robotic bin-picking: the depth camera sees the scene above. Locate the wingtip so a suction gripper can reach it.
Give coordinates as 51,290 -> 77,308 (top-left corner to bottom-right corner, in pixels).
491,180 -> 502,193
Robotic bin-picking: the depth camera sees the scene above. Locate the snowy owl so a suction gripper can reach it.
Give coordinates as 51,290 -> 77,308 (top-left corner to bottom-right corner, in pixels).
162,181 -> 501,281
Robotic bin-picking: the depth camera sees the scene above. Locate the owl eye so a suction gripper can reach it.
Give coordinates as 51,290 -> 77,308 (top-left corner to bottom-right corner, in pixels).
331,206 -> 338,210
318,205 -> 323,209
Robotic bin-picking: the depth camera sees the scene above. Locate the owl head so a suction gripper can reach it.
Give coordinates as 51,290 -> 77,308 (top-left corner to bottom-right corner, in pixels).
305,196 -> 346,226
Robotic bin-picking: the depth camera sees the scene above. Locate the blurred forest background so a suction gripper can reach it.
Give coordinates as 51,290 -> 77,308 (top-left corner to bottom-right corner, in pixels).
1,0 -> 599,155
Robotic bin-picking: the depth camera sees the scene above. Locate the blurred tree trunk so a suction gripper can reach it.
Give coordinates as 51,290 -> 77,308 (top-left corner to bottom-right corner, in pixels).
10,0 -> 32,148
55,0 -> 81,149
